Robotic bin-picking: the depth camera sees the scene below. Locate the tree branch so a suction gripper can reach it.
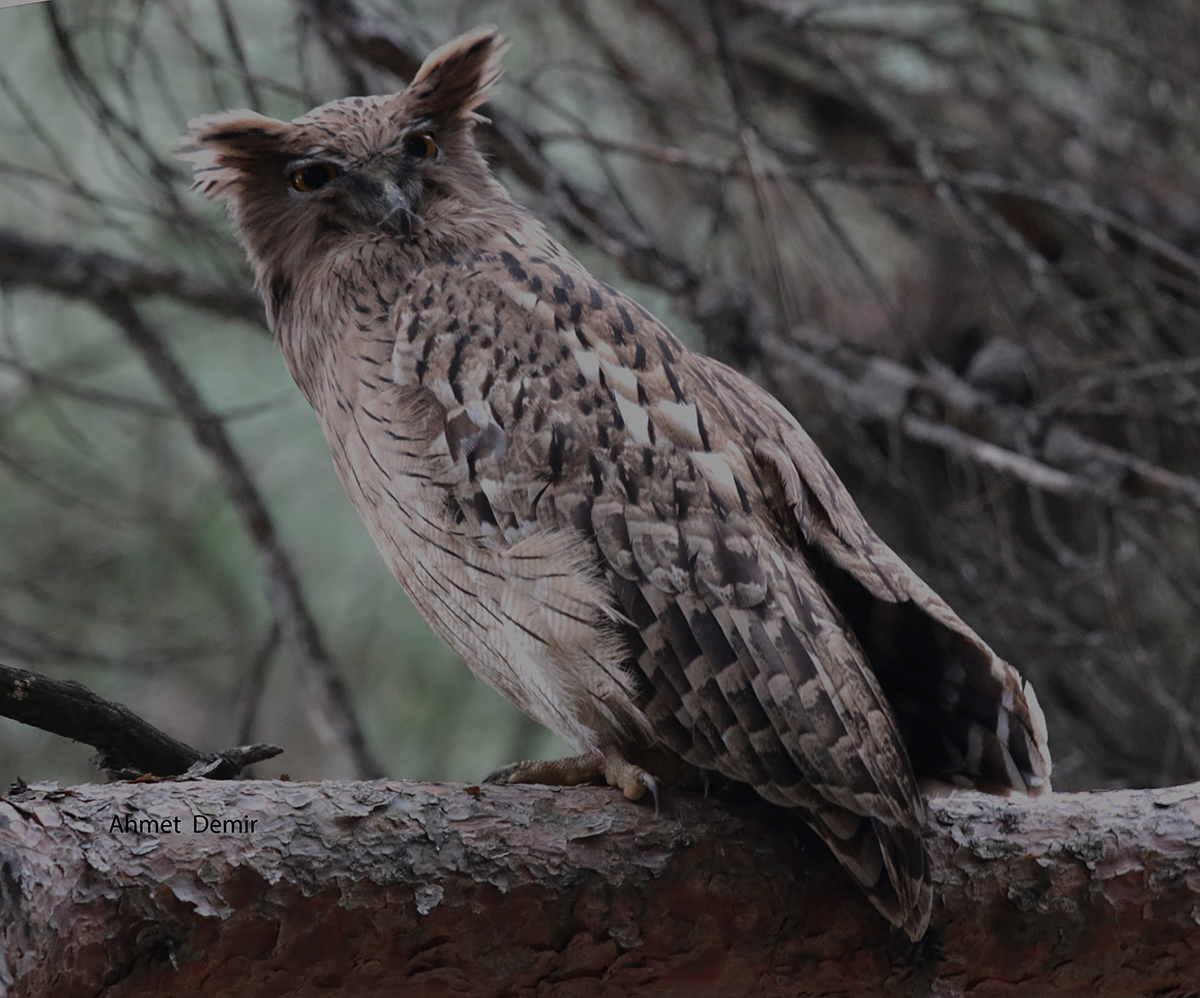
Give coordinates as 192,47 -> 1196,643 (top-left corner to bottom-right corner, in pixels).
94,294 -> 384,781
759,336 -> 1200,512
0,225 -> 381,780
3,778 -> 1198,996
0,662 -> 279,779
0,228 -> 263,326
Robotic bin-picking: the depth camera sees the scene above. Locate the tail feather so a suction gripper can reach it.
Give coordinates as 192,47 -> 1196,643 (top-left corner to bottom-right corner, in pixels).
754,418 -> 1053,798
809,806 -> 931,941
812,559 -> 1052,797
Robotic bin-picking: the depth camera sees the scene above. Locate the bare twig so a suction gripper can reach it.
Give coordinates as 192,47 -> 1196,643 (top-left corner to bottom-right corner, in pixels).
237,622 -> 282,748
900,415 -> 1087,497
0,662 -> 280,778
215,0 -> 264,112
757,335 -> 1200,511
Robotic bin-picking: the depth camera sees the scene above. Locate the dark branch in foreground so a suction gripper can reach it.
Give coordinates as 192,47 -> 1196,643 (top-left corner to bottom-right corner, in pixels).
0,662 -> 279,779
3,777 -> 1198,996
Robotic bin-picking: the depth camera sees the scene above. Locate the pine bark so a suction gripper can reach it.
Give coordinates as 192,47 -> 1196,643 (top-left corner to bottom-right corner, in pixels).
2,779 -> 1199,997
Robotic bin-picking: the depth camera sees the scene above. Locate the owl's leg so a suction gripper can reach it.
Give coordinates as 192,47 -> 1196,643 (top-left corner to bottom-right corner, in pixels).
484,749 -> 660,811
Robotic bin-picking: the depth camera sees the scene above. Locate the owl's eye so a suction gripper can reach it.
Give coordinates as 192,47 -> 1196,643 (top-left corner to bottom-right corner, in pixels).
403,131 -> 438,159
290,163 -> 339,192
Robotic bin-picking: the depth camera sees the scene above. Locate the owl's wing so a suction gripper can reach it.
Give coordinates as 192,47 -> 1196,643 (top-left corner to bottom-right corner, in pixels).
532,305 -> 933,935
562,301 -> 1045,941
364,279 -> 933,935
714,359 -> 1052,799
595,490 -> 934,937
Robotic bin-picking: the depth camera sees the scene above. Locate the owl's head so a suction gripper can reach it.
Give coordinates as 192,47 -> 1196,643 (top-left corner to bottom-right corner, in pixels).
177,26 -> 511,295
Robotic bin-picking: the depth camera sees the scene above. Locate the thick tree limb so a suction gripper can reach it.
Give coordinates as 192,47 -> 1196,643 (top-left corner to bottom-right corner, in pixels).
2,778 -> 1199,996
0,662 -> 280,779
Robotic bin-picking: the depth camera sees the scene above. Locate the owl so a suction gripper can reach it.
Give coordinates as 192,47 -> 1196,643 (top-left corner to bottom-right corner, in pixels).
178,25 -> 1050,940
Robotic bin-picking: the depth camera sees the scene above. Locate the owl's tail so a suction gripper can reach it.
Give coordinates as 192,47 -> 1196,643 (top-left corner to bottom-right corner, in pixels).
807,803 -> 932,941
755,410 -> 1053,800
818,576 -> 1053,798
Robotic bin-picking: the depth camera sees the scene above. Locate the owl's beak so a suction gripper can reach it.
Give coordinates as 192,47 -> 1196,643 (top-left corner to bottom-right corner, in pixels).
342,169 -> 421,235
376,187 -> 423,236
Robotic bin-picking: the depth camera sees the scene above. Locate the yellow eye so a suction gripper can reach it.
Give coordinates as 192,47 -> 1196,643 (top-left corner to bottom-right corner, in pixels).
290,163 -> 339,192
403,131 -> 437,159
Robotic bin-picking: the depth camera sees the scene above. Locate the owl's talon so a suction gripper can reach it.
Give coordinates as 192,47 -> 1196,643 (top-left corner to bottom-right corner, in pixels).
641,771 -> 661,816
482,762 -> 523,785
600,751 -> 660,815
481,751 -> 606,789
480,750 -> 662,813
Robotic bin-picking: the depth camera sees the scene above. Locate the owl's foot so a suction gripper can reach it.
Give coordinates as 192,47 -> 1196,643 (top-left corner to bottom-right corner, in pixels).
484,749 -> 660,813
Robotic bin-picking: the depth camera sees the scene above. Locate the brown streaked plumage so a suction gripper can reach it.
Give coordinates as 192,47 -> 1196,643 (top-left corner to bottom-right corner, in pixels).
177,24 -> 1051,940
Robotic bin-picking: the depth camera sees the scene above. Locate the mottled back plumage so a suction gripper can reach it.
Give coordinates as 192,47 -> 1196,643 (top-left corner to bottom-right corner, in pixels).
178,25 -> 1051,940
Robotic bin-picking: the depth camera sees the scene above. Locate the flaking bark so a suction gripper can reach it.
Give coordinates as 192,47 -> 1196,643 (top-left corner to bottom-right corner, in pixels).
2,779 -> 1198,997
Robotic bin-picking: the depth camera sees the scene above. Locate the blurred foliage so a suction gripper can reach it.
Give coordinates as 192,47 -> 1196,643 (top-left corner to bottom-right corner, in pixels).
1,0 -> 1199,791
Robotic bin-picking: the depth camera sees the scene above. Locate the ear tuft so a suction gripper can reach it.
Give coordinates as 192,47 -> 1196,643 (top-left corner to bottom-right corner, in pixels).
175,110 -> 292,202
402,24 -> 509,125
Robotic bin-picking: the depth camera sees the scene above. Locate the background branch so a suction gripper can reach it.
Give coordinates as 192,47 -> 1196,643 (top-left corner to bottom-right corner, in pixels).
0,229 -> 382,780
0,229 -> 263,324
